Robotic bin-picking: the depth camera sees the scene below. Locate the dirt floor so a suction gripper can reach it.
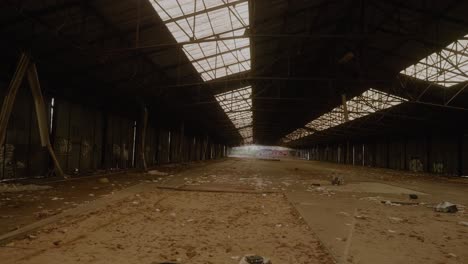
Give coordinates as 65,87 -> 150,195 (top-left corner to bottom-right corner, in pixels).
1,158 -> 468,263
0,188 -> 333,264
0,162 -> 202,235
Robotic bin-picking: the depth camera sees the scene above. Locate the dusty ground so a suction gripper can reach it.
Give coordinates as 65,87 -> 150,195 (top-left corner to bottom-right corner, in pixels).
0,189 -> 333,264
157,158 -> 468,264
0,162 -> 206,235
1,157 -> 468,263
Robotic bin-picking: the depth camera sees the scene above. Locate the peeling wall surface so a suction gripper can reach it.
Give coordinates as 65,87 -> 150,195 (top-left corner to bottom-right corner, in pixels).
300,133 -> 467,177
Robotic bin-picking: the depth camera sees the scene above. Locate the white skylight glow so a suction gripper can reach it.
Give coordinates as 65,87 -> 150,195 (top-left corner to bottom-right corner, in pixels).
282,128 -> 313,143
282,89 -> 407,143
215,86 -> 253,144
150,0 -> 251,81
400,34 -> 468,87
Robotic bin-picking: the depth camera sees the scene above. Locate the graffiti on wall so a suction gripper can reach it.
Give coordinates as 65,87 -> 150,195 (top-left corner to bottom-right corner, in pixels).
229,145 -> 297,159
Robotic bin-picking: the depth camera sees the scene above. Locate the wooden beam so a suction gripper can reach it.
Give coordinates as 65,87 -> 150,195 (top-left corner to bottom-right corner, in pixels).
0,53 -> 30,147
27,63 -> 66,178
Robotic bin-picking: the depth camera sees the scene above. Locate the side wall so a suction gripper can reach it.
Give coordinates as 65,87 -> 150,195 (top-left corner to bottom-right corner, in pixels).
302,133 -> 467,176
0,86 -> 227,181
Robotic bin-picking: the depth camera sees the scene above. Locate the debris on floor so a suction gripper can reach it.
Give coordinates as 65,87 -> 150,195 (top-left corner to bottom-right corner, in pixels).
147,170 -> 169,176
434,201 -> 458,213
381,200 -> 419,206
239,255 -> 272,264
331,176 -> 344,186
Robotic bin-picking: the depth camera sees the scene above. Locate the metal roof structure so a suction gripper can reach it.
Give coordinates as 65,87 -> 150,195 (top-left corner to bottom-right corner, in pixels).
282,89 -> 407,143
215,86 -> 253,144
400,34 -> 468,87
150,0 -> 251,81
1,0 -> 468,147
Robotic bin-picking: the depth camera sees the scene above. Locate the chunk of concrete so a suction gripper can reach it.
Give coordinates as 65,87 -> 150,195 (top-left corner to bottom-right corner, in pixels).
434,202 -> 458,213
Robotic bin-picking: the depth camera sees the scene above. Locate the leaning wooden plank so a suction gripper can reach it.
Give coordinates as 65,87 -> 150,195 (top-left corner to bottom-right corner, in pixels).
27,63 -> 66,179
0,53 -> 30,147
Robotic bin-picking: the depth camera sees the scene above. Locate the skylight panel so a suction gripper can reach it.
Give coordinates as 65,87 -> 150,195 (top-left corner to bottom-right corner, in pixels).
215,86 -> 253,144
400,34 -> 468,87
283,128 -> 313,143
281,89 -> 407,143
150,0 -> 251,81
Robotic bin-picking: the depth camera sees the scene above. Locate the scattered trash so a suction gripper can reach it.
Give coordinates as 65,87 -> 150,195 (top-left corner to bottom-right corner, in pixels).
98,177 -> 110,184
88,193 -> 95,197
447,253 -> 457,258
458,221 -> 468,227
382,200 -> 402,206
331,176 -> 344,186
388,229 -> 396,233
381,200 -> 419,206
338,211 -> 350,217
239,255 -> 272,264
34,210 -> 55,219
434,202 -> 458,213
354,215 -> 368,220
388,216 -> 404,223
148,170 -> 168,176
409,194 -> 418,200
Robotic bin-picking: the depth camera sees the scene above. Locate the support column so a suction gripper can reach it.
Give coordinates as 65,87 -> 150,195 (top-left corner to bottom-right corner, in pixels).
140,106 -> 148,171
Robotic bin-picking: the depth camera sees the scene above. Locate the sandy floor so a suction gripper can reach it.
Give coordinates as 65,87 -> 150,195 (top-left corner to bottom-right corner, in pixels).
157,158 -> 468,263
1,157 -> 468,264
0,162 -> 204,235
0,189 -> 333,264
